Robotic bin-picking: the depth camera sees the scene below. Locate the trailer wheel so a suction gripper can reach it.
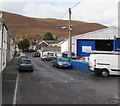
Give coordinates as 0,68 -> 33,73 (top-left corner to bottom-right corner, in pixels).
101,69 -> 109,78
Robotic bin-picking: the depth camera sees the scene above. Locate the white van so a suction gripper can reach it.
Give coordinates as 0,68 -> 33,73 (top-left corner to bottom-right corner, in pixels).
89,54 -> 120,77
41,51 -> 56,61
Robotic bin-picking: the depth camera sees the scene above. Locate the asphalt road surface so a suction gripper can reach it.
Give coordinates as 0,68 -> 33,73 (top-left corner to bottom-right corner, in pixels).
16,53 -> 119,104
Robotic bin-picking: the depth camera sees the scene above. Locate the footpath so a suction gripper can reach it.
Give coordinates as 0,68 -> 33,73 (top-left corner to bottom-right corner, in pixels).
2,56 -> 18,105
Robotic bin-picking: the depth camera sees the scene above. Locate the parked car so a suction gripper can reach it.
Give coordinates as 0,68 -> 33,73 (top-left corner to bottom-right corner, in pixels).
20,56 -> 28,60
32,52 -> 40,57
19,52 -> 26,58
18,56 -> 29,63
42,51 -> 56,61
89,54 -> 120,77
18,59 -> 33,72
52,57 -> 71,68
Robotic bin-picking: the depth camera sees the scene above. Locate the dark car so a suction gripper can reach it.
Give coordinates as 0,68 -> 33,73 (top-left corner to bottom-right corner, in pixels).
52,57 -> 71,68
32,52 -> 40,57
18,59 -> 33,72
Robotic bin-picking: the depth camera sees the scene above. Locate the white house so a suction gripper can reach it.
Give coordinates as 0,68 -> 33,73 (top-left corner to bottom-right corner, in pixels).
0,13 -> 15,73
61,27 -> 119,57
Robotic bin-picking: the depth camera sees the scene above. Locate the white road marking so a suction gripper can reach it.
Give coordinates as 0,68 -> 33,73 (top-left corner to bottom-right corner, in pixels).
13,73 -> 19,104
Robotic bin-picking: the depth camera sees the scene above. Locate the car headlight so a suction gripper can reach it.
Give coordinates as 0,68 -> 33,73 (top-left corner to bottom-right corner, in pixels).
58,62 -> 63,66
67,63 -> 70,65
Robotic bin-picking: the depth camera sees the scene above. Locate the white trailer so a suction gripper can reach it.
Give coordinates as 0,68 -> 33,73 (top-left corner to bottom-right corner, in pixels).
89,54 -> 120,77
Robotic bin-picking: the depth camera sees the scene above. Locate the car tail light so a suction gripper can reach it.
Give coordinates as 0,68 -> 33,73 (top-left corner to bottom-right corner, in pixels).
94,59 -> 96,67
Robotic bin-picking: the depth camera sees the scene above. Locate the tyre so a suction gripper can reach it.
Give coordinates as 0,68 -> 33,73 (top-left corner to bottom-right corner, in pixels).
101,69 -> 109,78
19,70 -> 21,72
52,64 -> 55,67
30,70 -> 33,72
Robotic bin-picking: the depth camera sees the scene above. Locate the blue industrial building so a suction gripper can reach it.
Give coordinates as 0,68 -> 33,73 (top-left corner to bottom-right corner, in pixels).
61,27 -> 119,58
77,39 -> 120,57
114,38 -> 120,51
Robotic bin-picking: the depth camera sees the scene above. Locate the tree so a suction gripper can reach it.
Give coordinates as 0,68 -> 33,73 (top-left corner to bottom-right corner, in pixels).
17,38 -> 30,51
17,40 -> 24,50
41,32 -> 55,40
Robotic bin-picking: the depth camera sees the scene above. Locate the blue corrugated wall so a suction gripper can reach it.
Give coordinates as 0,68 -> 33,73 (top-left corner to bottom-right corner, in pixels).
77,40 -> 95,56
71,60 -> 90,72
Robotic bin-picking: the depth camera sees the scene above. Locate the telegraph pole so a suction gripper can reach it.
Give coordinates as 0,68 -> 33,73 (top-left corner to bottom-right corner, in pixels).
68,8 -> 72,63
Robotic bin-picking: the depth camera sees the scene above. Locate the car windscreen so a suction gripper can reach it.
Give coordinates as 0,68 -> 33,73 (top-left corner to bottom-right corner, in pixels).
21,60 -> 31,64
20,56 -> 28,59
48,53 -> 54,57
58,58 -> 68,62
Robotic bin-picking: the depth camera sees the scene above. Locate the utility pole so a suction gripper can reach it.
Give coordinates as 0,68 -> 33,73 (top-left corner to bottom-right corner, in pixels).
68,8 -> 72,63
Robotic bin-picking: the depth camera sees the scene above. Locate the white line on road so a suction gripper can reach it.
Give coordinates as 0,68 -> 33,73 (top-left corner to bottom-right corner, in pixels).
13,73 -> 19,104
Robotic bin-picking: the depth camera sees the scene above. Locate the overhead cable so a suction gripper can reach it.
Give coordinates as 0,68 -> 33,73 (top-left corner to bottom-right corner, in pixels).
71,0 -> 84,9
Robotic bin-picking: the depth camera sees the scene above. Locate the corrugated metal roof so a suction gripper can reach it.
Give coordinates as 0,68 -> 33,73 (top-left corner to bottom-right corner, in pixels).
72,27 -> 118,40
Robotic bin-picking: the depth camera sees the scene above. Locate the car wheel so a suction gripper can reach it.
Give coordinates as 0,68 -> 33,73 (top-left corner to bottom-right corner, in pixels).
31,70 -> 33,72
59,65 -> 62,69
52,64 -> 55,67
101,69 -> 109,78
68,65 -> 72,69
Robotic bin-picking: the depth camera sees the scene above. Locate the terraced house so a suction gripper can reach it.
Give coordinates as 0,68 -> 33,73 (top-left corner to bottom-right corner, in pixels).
0,12 -> 15,73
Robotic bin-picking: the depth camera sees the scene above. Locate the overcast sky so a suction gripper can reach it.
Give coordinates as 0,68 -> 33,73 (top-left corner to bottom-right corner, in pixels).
0,0 -> 119,27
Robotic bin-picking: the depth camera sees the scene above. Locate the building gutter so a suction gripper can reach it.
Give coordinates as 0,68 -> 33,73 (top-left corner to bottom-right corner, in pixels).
0,21 -> 4,73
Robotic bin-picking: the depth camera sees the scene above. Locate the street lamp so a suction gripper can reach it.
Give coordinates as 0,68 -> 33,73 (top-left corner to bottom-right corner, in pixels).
61,26 -> 67,29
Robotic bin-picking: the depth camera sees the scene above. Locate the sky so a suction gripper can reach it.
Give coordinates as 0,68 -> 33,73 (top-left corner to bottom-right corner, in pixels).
0,0 -> 119,27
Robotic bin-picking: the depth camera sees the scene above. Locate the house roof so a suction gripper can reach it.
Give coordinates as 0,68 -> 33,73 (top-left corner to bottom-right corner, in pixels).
36,40 -> 55,45
36,40 -> 64,45
38,40 -> 49,45
41,46 -> 61,52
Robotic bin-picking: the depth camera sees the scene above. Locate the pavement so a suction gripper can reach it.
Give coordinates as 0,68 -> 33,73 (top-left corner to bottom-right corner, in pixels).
2,56 -> 18,105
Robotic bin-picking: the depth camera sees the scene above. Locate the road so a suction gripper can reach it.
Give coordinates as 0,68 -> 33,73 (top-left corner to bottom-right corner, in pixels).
16,53 -> 119,104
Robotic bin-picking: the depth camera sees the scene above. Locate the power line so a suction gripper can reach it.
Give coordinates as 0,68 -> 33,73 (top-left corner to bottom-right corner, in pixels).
71,0 -> 84,9
60,2 -> 75,20
60,0 -> 84,20
60,10 -> 68,20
